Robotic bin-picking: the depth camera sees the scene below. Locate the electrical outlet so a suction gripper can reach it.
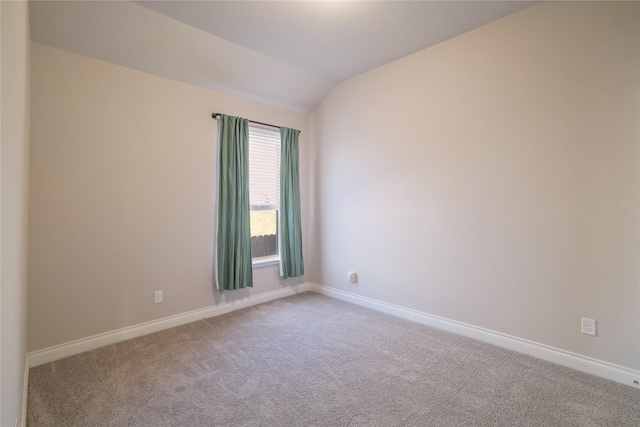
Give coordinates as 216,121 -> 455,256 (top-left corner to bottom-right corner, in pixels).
154,290 -> 163,304
581,317 -> 596,336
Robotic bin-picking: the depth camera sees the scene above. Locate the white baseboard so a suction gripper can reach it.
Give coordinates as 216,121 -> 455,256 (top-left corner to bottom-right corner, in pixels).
29,283 -> 310,367
308,283 -> 640,390
27,281 -> 640,390
21,353 -> 29,427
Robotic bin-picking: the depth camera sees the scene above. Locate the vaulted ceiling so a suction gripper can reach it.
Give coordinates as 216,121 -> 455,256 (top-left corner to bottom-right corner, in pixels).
29,1 -> 538,114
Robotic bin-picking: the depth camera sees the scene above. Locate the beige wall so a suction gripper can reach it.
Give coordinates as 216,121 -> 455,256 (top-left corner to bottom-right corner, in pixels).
310,1 -> 640,370
28,43 -> 309,351
26,0 -> 640,379
1,1 -> 31,425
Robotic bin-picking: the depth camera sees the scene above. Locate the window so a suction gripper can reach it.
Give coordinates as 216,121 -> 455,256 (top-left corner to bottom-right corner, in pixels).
248,125 -> 280,262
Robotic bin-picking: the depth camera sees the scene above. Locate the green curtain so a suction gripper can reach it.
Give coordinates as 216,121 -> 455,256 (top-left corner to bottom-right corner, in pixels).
280,127 -> 304,279
217,115 -> 253,291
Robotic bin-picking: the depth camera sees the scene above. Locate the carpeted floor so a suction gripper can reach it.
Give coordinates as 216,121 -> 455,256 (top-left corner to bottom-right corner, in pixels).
27,292 -> 640,426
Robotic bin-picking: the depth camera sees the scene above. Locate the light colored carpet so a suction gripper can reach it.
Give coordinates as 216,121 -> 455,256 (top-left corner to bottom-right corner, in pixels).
28,292 -> 640,426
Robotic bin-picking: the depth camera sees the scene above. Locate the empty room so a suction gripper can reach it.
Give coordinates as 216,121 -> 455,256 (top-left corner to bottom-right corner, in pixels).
2,0 -> 640,426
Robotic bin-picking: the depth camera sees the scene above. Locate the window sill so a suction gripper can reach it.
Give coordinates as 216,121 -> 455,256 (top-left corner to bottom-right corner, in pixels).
252,255 -> 280,269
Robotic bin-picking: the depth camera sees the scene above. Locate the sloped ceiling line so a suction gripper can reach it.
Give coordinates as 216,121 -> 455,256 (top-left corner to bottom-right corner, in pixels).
29,0 -> 538,114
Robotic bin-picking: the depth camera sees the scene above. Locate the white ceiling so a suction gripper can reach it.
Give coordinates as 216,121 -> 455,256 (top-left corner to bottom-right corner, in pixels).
29,1 -> 538,114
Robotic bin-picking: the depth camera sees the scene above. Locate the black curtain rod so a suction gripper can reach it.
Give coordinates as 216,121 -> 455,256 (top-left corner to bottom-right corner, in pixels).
211,113 -> 281,130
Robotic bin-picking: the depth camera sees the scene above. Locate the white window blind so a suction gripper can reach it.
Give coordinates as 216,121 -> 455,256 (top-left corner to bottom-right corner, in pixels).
249,125 -> 280,210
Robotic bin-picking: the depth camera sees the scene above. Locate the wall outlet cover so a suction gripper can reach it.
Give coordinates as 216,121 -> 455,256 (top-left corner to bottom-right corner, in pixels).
581,317 -> 596,336
154,290 -> 163,304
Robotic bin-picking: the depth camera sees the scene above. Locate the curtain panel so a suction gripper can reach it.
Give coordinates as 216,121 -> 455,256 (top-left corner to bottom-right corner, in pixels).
216,115 -> 253,291
280,127 -> 305,279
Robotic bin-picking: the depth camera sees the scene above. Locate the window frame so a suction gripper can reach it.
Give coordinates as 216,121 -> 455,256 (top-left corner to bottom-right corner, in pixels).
248,124 -> 281,266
